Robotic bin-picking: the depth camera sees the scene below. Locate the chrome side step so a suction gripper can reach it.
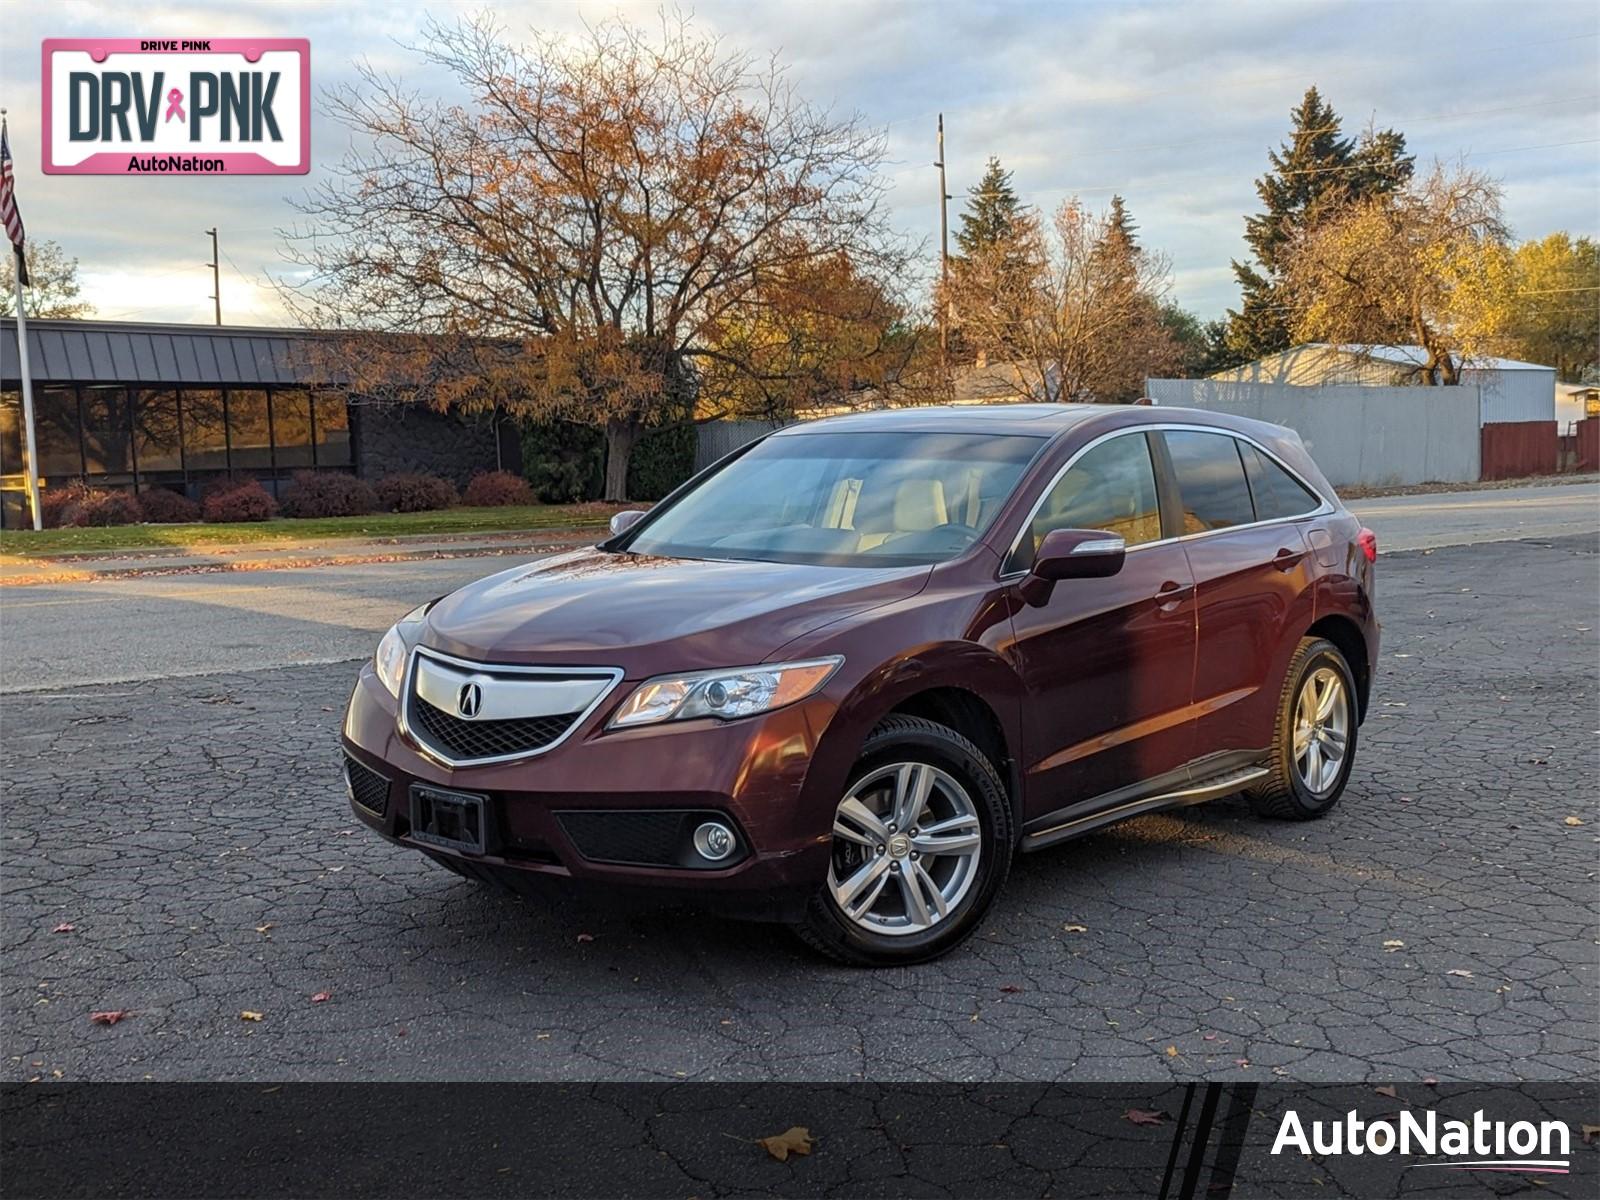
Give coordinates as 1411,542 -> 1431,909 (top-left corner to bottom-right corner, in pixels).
1021,765 -> 1269,852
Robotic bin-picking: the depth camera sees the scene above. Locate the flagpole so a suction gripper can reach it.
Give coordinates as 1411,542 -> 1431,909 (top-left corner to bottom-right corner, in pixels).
13,247 -> 41,529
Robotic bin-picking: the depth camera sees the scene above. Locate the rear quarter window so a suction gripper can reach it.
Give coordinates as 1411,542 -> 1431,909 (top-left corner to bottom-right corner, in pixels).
1240,442 -> 1322,521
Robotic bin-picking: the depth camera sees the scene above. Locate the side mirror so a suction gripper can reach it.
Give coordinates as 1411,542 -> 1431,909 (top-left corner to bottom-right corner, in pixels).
1019,528 -> 1126,606
608,509 -> 646,537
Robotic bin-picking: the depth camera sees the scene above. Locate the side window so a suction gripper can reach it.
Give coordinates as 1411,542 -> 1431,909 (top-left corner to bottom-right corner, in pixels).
1241,442 -> 1322,521
1008,433 -> 1161,573
1164,430 -> 1256,534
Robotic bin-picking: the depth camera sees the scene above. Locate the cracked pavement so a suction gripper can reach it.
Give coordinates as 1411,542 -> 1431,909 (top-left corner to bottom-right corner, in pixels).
2,535 -> 1596,1083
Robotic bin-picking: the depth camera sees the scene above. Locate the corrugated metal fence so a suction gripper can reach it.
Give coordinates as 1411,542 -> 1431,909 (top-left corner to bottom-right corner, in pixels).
1144,379 -> 1481,488
694,419 -> 791,471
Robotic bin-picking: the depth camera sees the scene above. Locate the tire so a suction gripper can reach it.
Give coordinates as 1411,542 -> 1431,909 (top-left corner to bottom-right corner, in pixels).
1247,637 -> 1359,820
793,715 -> 1014,966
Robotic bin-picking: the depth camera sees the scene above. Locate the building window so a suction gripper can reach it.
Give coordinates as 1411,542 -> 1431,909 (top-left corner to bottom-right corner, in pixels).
182,389 -> 229,472
227,389 -> 273,470
81,385 -> 135,476
35,386 -> 84,479
313,391 -> 352,466
133,390 -> 183,473
271,390 -> 314,468
0,391 -> 21,478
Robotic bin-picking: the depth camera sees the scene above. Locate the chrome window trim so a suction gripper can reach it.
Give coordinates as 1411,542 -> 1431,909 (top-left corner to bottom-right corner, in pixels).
396,645 -> 624,769
998,423 -> 1334,579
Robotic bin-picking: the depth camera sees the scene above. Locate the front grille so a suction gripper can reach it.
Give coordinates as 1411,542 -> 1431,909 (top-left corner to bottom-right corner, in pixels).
409,694 -> 580,762
344,755 -> 390,816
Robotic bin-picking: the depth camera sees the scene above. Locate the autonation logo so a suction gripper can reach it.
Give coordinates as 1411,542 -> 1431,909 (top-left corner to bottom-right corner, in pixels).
1273,1107 -> 1571,1175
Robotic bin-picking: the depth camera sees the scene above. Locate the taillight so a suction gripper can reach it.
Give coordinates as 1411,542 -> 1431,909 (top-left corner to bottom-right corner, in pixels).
1357,528 -> 1378,563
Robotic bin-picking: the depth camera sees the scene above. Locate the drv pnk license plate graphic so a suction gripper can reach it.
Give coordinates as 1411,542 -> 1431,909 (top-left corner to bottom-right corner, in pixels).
42,39 -> 310,175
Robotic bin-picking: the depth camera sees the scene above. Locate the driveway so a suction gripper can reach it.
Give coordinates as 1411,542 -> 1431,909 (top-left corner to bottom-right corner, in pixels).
1349,478 -> 1599,551
2,532 -> 1594,1083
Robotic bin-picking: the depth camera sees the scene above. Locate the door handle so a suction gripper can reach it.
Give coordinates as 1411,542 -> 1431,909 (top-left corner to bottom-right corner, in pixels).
1272,547 -> 1307,572
1155,579 -> 1193,613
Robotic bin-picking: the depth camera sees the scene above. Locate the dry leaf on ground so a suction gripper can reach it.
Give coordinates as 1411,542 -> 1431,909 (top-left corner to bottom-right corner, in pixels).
1374,1086 -> 1397,1098
1382,940 -> 1405,951
1123,1109 -> 1171,1126
240,1011 -> 265,1022
1063,924 -> 1088,934
758,1126 -> 814,1162
310,992 -> 332,1003
52,923 -> 75,934
89,1010 -> 129,1026
1563,816 -> 1585,827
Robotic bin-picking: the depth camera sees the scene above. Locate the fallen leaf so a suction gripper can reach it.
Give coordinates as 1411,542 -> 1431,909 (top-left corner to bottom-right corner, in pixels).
535,1032 -> 551,1041
999,984 -> 1022,994
240,1011 -> 265,1022
1581,1124 -> 1600,1144
576,933 -> 595,943
255,924 -> 274,934
1235,1059 -> 1251,1068
51,923 -> 75,934
758,1126 -> 814,1162
1123,1108 -> 1171,1126
1165,1045 -> 1179,1058
310,992 -> 332,1004
1383,940 -> 1405,952
1062,924 -> 1088,934
1563,816 -> 1585,827
1423,1078 -> 1438,1087
1203,1033 -> 1218,1041
1374,1086 -> 1397,1099
1446,969 -> 1473,978
89,1010 -> 129,1026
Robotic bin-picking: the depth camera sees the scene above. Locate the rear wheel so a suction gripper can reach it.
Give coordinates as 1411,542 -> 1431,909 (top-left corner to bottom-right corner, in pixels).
794,715 -> 1013,966
1248,637 -> 1359,820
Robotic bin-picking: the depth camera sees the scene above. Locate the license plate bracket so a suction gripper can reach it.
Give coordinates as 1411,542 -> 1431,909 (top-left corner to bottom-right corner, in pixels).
409,785 -> 489,855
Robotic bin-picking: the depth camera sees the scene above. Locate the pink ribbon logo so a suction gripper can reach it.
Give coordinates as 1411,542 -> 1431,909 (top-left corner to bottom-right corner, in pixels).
164,88 -> 185,123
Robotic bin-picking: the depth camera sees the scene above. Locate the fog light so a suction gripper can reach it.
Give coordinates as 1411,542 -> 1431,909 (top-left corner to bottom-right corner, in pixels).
692,821 -> 736,862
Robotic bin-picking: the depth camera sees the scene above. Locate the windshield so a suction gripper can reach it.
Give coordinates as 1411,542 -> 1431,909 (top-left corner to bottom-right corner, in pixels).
619,430 -> 1047,567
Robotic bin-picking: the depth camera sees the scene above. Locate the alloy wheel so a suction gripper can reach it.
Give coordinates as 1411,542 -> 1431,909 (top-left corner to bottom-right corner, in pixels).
1293,666 -> 1349,794
827,762 -> 982,936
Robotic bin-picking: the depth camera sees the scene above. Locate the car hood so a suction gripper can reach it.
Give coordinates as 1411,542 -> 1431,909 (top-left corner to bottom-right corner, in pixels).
421,547 -> 930,673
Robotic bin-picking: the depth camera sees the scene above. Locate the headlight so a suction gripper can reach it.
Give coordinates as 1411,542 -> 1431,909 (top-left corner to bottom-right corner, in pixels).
608,657 -> 842,729
373,603 -> 430,698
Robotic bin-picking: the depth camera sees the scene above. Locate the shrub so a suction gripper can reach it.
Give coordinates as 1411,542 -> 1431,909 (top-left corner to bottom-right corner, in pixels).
628,420 -> 697,502
520,420 -> 604,503
277,470 -> 379,518
203,480 -> 278,523
375,472 -> 459,513
62,488 -> 144,527
38,482 -> 91,529
137,487 -> 201,524
462,470 -> 535,507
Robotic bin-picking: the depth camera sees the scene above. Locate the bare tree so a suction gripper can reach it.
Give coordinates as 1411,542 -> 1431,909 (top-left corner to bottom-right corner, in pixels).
1,240 -> 93,319
941,197 -> 1181,403
281,13 -> 910,500
1279,163 -> 1513,384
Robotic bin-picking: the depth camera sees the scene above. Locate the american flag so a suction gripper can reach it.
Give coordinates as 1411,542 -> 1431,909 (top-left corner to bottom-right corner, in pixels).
1,117 -> 28,285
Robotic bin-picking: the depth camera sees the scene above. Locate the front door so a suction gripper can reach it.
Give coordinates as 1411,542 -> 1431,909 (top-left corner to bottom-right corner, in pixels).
1005,431 -> 1198,818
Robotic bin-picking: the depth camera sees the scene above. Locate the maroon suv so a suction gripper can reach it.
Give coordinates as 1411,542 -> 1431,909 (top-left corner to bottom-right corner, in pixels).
342,404 -> 1378,965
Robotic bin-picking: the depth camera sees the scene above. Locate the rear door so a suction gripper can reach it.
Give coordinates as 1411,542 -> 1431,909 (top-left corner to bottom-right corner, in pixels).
1160,429 -> 1320,770
1005,430 -> 1197,815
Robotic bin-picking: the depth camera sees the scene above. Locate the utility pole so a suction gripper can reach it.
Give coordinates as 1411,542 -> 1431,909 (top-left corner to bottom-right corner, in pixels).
935,114 -> 951,366
205,227 -> 221,325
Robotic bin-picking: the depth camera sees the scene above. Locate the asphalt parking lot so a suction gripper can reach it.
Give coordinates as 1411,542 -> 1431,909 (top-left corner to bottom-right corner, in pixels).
3,515 -> 1595,1084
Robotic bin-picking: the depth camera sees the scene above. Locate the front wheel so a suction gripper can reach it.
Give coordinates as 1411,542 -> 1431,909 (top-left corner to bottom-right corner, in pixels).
1248,637 -> 1359,820
793,715 -> 1013,966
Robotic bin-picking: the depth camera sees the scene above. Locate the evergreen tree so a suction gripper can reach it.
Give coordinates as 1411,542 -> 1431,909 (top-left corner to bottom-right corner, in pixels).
955,157 -> 1024,257
1222,86 -> 1413,364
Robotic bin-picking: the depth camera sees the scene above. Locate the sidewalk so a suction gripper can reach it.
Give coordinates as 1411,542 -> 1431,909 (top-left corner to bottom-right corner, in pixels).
0,527 -> 600,587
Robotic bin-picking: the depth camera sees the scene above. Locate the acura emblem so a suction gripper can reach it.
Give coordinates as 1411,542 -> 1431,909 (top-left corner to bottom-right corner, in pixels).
457,682 -> 483,718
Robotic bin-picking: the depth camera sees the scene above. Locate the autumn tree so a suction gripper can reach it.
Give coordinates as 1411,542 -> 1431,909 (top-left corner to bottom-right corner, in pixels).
1222,87 -> 1413,365
1503,233 -> 1599,381
282,13 -> 909,500
942,196 -> 1181,403
1280,164 -> 1512,384
1,240 -> 93,319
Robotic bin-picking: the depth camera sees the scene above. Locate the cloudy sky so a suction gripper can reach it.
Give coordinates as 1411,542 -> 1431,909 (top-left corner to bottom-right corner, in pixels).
4,0 -> 1596,327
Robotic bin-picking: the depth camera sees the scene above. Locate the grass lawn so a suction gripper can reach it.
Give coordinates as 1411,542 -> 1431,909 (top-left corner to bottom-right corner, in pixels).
0,503 -> 621,558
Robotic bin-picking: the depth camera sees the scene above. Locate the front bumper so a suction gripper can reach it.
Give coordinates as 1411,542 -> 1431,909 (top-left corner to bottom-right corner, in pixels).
340,663 -> 836,921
